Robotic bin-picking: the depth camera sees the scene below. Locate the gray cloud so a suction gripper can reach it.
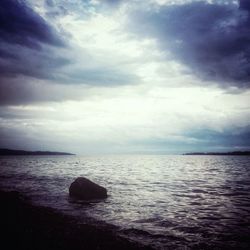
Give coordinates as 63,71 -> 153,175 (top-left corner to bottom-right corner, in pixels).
59,67 -> 139,86
0,0 -> 139,106
101,0 -> 123,7
183,127 -> 250,150
0,78 -> 90,106
130,0 -> 250,88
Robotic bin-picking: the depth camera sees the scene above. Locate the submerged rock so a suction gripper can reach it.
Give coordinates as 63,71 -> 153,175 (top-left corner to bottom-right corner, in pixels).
69,177 -> 107,200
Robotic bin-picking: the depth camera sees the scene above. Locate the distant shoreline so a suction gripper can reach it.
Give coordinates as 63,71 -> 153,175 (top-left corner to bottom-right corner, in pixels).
183,151 -> 250,156
0,148 -> 75,156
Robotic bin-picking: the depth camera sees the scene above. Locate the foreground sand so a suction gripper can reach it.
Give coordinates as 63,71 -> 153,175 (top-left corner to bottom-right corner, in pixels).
0,190 -> 153,250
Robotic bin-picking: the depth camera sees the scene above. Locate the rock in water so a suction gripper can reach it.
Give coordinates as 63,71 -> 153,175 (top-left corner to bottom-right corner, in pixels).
69,177 -> 107,200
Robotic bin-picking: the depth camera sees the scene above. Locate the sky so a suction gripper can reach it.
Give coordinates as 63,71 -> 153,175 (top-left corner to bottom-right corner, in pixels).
0,0 -> 250,154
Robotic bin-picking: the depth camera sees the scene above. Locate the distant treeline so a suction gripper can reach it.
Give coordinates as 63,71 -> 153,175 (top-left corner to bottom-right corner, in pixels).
0,148 -> 74,156
183,151 -> 250,156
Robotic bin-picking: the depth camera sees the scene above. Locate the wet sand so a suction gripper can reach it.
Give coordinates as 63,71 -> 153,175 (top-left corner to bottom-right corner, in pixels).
0,190 -> 153,250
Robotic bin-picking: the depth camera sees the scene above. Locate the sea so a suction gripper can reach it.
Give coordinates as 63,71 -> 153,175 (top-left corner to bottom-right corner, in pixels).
0,155 -> 249,249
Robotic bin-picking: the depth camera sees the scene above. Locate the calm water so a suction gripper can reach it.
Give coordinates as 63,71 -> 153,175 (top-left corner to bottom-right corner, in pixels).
0,155 -> 249,249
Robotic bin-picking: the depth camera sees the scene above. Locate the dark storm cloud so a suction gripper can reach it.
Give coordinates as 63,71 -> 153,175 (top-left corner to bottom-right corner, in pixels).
0,0 -> 64,49
0,0 -> 67,78
240,0 -> 250,11
0,41 -> 69,80
131,0 -> 250,88
0,0 -> 70,104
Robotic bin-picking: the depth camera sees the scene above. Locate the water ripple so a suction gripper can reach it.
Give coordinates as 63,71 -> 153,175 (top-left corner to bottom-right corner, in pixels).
0,155 -> 250,249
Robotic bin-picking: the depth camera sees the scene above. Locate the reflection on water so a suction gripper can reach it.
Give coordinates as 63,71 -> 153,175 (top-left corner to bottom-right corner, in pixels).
0,155 -> 249,249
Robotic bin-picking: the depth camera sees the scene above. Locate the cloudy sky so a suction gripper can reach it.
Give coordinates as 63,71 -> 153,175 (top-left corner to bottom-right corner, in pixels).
0,0 -> 250,154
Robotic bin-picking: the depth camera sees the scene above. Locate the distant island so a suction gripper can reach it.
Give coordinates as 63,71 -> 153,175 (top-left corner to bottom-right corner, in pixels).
0,148 -> 75,156
183,151 -> 250,156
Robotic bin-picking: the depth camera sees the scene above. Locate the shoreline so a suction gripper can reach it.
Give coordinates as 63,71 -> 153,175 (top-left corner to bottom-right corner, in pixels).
0,190 -> 153,250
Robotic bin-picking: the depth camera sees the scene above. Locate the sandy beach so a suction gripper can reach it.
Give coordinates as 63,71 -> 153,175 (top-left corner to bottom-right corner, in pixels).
0,190 -> 153,250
